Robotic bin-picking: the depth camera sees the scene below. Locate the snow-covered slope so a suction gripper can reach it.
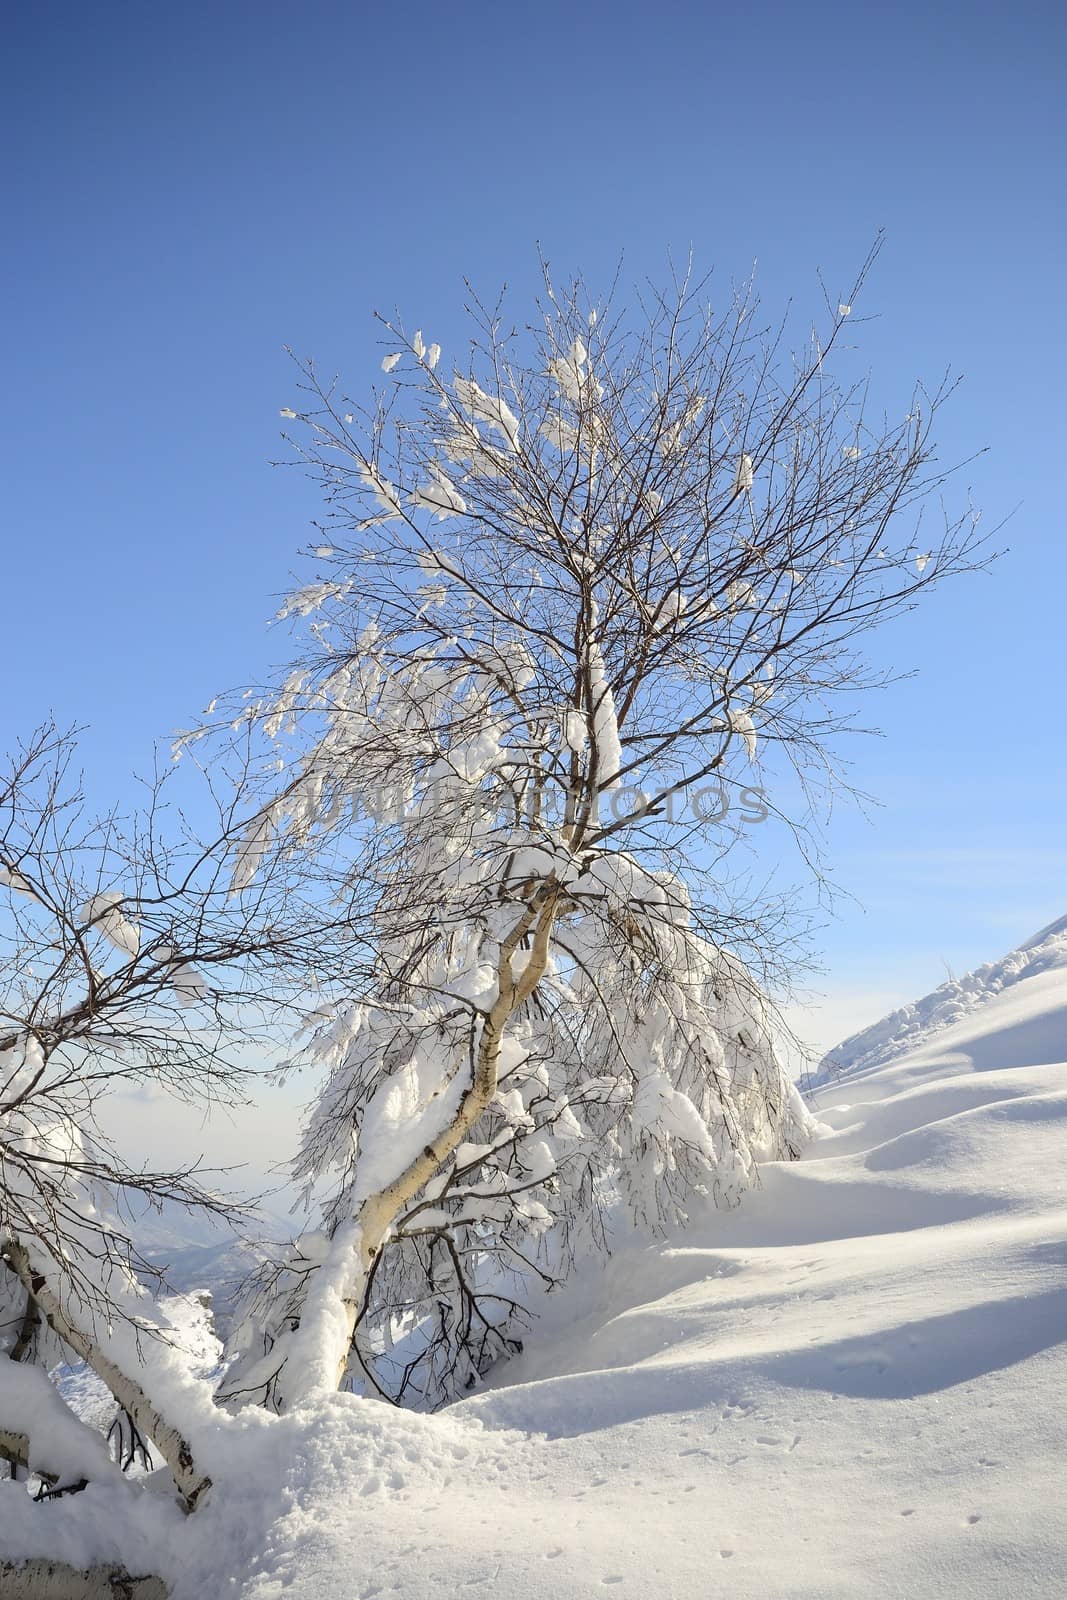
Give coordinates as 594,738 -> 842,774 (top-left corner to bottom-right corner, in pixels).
8,927 -> 1067,1596
817,912 -> 1067,1080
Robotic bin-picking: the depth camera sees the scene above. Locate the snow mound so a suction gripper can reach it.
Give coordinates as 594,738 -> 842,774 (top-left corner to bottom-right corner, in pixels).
817,912 -> 1067,1080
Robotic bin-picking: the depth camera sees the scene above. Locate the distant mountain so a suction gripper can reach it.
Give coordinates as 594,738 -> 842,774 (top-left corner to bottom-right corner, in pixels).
141,1235 -> 274,1340
121,1198 -> 291,1339
817,912 -> 1067,1081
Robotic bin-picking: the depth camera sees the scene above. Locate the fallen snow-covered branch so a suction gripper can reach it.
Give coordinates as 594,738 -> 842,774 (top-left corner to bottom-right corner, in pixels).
3,1244 -> 210,1511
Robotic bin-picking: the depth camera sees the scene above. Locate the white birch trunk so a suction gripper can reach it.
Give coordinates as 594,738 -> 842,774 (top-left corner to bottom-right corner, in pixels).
279,889 -> 560,1409
0,1562 -> 167,1599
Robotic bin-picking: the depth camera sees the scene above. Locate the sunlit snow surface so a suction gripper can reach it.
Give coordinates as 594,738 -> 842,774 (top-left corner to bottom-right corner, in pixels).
10,921 -> 1067,1596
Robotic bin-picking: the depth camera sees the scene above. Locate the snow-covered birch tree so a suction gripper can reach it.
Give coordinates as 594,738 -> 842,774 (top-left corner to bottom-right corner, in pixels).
218,248 -> 987,1411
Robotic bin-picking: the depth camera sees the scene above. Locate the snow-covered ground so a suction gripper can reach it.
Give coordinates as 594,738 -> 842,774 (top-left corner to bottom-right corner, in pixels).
8,918 -> 1067,1596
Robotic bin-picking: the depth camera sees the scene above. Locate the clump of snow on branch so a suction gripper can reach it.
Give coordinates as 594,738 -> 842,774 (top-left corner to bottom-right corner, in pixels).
81,892 -> 140,958
585,615 -> 623,790
0,862 -> 35,896
453,376 -> 521,453
410,465 -> 467,520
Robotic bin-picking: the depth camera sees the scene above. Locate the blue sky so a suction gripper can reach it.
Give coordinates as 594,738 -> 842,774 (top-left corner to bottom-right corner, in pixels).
4,0 -> 1065,1080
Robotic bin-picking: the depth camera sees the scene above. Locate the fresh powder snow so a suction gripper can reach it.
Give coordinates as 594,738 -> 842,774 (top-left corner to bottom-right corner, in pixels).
3,916 -> 1065,1595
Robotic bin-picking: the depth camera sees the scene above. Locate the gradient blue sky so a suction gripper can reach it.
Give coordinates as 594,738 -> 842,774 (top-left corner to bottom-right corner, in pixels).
4,0 -> 1065,1082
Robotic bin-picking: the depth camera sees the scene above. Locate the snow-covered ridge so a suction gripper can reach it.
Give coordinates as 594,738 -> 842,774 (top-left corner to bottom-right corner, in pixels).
817,912 -> 1067,1081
